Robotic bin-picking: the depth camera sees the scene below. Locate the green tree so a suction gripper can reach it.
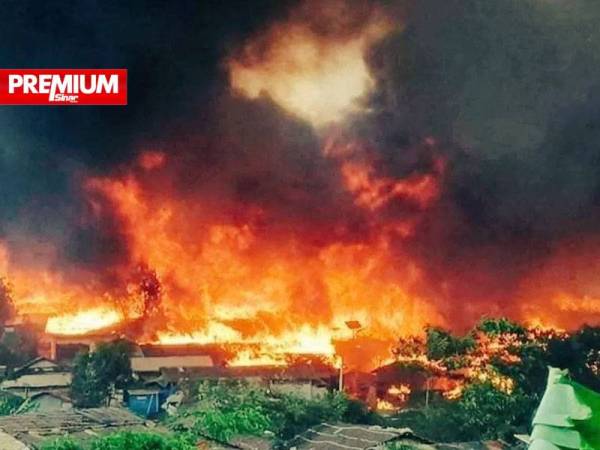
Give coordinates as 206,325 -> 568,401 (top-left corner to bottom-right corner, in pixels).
456,383 -> 535,440
425,326 -> 474,360
475,317 -> 526,337
0,326 -> 38,367
70,340 -> 133,408
169,380 -> 373,445
0,278 -> 15,326
393,383 -> 535,442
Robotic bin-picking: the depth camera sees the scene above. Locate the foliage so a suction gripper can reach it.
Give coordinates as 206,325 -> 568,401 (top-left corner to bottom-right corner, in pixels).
455,383 -> 536,440
41,438 -> 82,450
41,432 -> 195,450
0,392 -> 22,415
0,278 -> 14,326
392,382 -> 535,442
391,318 -> 600,442
393,335 -> 425,359
476,317 -> 526,336
172,380 -> 273,442
491,340 -> 549,398
558,325 -> 600,391
0,326 -> 38,367
425,326 -> 474,360
90,431 -> 195,450
343,397 -> 383,425
169,380 -> 374,445
71,351 -> 108,408
92,340 -> 133,389
71,340 -> 133,408
268,388 -> 348,440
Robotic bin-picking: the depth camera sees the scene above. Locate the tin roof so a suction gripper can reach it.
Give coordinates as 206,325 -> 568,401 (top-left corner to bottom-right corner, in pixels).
0,407 -> 146,449
131,355 -> 214,373
287,423 -> 422,450
1,372 -> 72,389
0,431 -> 29,450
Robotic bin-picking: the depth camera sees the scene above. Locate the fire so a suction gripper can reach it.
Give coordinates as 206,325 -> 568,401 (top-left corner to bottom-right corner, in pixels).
0,242 -> 106,322
66,157 -> 442,368
0,0 -> 443,370
340,161 -> 441,211
157,324 -> 336,357
387,384 -> 411,403
228,1 -> 394,127
45,306 -> 124,336
388,384 -> 411,396
3,0 -> 595,378
228,350 -> 287,367
444,385 -> 464,400
376,398 -> 398,412
157,324 -> 338,367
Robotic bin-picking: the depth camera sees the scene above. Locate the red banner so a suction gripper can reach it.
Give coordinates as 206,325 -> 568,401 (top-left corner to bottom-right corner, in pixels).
0,69 -> 127,105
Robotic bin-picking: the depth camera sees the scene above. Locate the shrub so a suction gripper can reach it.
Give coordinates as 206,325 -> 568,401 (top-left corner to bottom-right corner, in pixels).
41,438 -> 82,450
42,432 -> 195,450
90,431 -> 195,450
168,380 -> 377,444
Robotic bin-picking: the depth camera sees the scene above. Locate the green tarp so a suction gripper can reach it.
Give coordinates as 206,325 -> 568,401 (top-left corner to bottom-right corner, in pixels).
529,367 -> 600,450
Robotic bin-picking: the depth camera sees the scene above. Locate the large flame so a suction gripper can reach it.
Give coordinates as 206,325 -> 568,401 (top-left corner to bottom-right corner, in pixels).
3,125 -> 444,369
77,153 -> 442,367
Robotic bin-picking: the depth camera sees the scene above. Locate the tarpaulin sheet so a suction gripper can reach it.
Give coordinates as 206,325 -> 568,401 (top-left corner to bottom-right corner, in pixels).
529,368 -> 600,450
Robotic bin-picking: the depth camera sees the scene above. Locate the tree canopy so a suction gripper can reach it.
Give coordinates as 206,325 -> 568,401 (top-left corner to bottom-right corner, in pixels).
70,340 -> 133,408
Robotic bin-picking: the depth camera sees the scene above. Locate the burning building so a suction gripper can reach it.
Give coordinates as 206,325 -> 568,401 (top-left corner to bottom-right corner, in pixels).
1,0 -> 600,377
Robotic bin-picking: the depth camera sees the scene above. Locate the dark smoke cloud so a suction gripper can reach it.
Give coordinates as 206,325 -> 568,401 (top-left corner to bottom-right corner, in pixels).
357,0 -> 600,322
0,0 -> 294,270
152,94 -> 367,247
3,0 -> 600,327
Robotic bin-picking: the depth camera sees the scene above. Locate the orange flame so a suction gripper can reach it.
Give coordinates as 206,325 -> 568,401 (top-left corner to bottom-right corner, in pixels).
45,307 -> 124,336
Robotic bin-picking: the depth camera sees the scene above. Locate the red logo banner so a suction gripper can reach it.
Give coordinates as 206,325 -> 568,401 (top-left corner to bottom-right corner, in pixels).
0,69 -> 127,105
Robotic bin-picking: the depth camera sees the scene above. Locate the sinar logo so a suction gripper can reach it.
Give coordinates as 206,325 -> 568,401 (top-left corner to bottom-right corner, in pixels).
50,93 -> 79,103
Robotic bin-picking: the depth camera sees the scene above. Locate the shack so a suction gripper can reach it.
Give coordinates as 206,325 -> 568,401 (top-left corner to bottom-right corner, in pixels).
124,388 -> 162,418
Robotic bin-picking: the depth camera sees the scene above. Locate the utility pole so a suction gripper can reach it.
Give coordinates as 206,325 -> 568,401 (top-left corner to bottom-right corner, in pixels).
338,355 -> 344,392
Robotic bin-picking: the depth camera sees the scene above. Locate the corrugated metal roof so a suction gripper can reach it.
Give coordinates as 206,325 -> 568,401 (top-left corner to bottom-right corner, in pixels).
287,423 -> 421,450
131,355 -> 213,372
0,407 -> 143,434
0,372 -> 72,389
0,431 -> 30,450
0,407 -> 146,449
14,357 -> 59,375
231,435 -> 273,450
